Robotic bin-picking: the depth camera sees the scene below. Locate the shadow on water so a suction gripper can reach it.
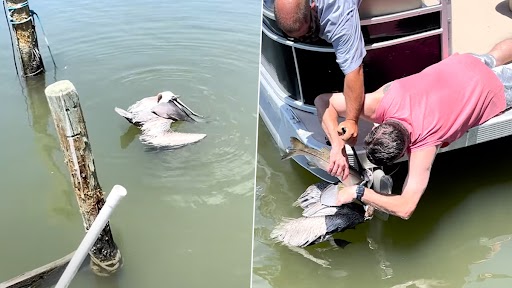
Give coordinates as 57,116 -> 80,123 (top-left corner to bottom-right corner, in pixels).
496,1 -> 512,18
23,75 -> 75,220
119,125 -> 140,149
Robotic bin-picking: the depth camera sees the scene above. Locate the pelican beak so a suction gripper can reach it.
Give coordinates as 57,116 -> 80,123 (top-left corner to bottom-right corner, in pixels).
171,98 -> 204,120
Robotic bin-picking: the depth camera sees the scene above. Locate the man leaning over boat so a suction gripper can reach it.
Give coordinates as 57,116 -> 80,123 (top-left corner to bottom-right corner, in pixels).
315,37 -> 512,220
274,0 -> 367,179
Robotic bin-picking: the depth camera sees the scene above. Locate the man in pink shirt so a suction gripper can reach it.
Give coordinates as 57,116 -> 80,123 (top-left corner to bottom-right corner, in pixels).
315,38 -> 512,219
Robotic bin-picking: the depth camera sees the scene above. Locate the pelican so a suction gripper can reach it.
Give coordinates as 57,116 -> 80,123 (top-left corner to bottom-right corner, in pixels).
270,170 -> 393,248
270,182 -> 366,247
114,91 -> 206,148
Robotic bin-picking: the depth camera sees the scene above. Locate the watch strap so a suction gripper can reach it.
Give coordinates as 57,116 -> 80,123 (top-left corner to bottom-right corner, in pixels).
355,184 -> 365,201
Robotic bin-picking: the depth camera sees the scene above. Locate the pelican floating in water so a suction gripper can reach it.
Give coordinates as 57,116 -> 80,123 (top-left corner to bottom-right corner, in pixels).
114,91 -> 206,148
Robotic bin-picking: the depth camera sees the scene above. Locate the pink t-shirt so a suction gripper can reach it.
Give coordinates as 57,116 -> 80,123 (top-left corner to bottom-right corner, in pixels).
374,53 -> 505,152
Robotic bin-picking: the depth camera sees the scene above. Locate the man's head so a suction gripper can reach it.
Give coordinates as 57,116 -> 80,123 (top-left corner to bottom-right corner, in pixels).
274,0 -> 319,41
364,120 -> 410,166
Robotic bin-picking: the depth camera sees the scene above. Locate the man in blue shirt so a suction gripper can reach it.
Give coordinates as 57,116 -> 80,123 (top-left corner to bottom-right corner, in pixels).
274,0 -> 366,181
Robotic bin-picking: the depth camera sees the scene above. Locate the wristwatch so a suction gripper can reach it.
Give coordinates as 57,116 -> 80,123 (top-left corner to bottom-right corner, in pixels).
355,184 -> 365,202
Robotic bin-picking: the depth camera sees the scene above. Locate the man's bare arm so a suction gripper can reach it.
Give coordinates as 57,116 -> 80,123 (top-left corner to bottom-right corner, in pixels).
322,100 -> 345,149
359,146 -> 438,219
343,65 -> 365,124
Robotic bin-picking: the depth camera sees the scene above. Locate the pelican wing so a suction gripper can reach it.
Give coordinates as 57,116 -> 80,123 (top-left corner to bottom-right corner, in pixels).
271,204 -> 365,247
139,118 -> 206,148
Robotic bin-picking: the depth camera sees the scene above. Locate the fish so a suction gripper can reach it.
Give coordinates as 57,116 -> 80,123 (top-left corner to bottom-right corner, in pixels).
281,137 -> 364,186
115,91 -> 206,148
270,182 -> 366,248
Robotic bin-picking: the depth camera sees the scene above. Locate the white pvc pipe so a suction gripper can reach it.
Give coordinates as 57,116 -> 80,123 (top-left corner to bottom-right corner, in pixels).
55,185 -> 128,288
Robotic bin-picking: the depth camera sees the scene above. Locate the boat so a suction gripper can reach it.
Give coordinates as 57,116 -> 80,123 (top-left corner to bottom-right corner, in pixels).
258,0 -> 512,183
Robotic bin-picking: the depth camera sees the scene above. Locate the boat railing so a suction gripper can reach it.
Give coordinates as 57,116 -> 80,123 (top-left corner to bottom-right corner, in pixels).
261,0 -> 452,112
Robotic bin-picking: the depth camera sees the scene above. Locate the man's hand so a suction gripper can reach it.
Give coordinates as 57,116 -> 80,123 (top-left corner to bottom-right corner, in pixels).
328,146 -> 350,180
337,119 -> 358,146
335,185 -> 357,206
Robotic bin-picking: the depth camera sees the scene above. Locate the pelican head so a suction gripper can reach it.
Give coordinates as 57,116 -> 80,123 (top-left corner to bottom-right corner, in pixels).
157,91 -> 179,103
151,91 -> 204,122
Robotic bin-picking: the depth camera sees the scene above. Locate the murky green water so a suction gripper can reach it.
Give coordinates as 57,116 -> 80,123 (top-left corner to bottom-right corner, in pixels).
0,1 -> 261,287
254,117 -> 512,288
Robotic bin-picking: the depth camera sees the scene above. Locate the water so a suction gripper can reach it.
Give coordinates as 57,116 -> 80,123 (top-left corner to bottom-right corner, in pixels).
254,117 -> 512,288
0,0 -> 261,287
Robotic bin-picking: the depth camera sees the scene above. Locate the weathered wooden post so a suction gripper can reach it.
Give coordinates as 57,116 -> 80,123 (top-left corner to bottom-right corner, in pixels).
4,0 -> 45,76
44,80 -> 122,276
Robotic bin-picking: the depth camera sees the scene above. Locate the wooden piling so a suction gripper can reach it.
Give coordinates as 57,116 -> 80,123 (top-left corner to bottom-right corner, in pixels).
5,0 -> 45,76
44,80 -> 122,276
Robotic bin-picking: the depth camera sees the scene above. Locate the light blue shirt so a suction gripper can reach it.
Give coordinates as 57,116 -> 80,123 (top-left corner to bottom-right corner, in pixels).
315,0 -> 366,75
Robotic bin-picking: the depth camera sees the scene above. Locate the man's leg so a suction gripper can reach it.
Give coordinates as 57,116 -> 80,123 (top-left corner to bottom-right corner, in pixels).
488,38 -> 512,66
470,38 -> 512,109
471,38 -> 512,68
314,93 -> 332,123
315,93 -> 348,146
493,65 -> 512,109
487,38 -> 512,108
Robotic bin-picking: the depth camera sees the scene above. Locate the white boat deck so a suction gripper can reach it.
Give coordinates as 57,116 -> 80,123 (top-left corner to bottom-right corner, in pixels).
451,0 -> 512,55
